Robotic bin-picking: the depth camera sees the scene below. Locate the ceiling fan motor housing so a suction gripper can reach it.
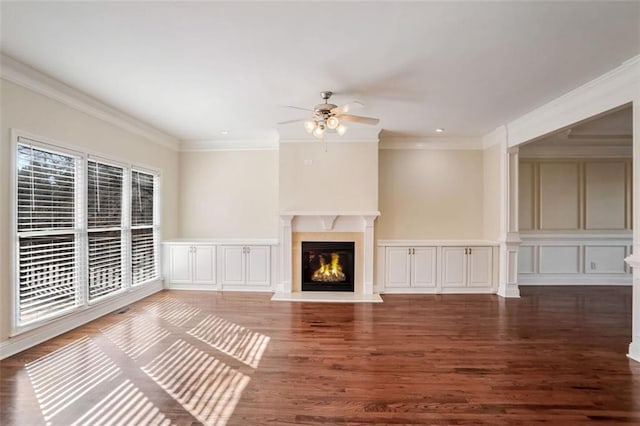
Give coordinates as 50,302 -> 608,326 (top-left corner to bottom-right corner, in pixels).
314,91 -> 337,121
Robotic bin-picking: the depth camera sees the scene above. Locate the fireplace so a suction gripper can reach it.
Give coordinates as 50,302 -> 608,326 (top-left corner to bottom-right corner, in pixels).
301,241 -> 355,292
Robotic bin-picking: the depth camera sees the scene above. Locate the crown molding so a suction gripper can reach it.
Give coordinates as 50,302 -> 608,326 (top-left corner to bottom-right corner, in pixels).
482,126 -> 507,149
519,144 -> 632,159
503,54 -> 639,147
379,137 -> 483,150
180,138 -> 279,151
0,54 -> 180,151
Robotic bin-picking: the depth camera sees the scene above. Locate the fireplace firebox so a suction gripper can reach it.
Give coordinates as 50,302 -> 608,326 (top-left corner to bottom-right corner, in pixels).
301,241 -> 355,292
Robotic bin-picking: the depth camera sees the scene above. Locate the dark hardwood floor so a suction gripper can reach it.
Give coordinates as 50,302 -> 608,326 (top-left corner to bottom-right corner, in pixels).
1,286 -> 639,425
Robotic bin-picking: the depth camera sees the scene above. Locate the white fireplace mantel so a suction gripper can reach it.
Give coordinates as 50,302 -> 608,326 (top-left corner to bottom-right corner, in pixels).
278,211 -> 380,295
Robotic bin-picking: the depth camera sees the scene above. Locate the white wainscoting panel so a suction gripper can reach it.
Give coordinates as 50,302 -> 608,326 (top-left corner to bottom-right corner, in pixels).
585,245 -> 627,274
518,245 -> 535,274
518,232 -> 632,285
539,245 -> 580,274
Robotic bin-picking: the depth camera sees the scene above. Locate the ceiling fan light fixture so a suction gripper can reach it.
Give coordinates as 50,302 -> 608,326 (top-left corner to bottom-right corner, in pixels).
326,116 -> 340,129
304,120 -> 317,133
312,123 -> 326,138
336,124 -> 348,136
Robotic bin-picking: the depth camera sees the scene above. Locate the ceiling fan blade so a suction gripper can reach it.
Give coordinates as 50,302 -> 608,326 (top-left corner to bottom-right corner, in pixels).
283,105 -> 313,112
278,118 -> 307,125
331,101 -> 364,115
338,114 -> 380,126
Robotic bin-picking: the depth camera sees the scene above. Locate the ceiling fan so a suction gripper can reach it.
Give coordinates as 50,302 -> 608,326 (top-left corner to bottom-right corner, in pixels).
279,91 -> 380,139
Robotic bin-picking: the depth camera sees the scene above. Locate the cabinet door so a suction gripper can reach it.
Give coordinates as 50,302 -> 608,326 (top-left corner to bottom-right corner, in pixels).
441,247 -> 466,287
221,246 -> 245,285
246,246 -> 270,287
468,247 -> 493,288
412,247 -> 436,288
168,245 -> 192,284
192,245 -> 216,284
385,247 -> 411,288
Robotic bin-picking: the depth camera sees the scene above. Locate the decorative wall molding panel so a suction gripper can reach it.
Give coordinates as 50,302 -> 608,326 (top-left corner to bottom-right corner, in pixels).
519,159 -> 632,232
518,232 -> 632,285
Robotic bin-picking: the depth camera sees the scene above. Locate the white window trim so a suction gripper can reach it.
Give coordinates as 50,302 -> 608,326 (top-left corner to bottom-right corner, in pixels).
10,129 -> 162,336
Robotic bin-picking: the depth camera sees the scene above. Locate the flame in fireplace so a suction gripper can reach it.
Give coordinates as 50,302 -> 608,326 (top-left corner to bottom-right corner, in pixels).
312,253 -> 346,282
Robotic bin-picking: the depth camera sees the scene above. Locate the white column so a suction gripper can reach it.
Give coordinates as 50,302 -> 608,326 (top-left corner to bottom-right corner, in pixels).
497,140 -> 521,298
362,215 -> 377,295
625,98 -> 640,362
279,215 -> 294,293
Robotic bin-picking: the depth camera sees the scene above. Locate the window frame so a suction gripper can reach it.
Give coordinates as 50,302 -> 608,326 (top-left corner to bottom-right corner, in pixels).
11,129 -> 162,336
86,155 -> 129,304
130,167 -> 161,287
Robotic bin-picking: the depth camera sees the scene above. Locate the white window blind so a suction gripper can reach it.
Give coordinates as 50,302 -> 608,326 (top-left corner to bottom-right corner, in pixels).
87,161 -> 124,301
16,142 -> 80,324
131,170 -> 157,285
14,135 -> 162,331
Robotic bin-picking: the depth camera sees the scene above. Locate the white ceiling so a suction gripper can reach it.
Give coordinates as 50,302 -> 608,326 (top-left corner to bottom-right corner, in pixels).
1,1 -> 639,145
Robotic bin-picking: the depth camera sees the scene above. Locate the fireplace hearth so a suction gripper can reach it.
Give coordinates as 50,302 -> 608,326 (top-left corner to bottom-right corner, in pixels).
301,241 -> 355,292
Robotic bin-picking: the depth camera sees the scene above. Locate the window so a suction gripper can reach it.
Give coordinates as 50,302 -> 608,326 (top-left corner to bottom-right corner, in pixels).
87,160 -> 125,300
13,135 -> 161,330
16,142 -> 81,324
131,170 -> 158,285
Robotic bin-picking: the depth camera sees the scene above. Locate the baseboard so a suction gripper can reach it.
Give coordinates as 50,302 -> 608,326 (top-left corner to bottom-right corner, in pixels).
381,287 -> 495,294
518,274 -> 632,285
220,285 -> 273,292
382,288 -> 439,294
628,341 -> 640,363
0,280 -> 163,360
165,283 -> 219,291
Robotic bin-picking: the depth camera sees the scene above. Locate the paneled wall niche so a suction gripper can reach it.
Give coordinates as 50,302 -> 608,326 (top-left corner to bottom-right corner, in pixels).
519,159 -> 632,232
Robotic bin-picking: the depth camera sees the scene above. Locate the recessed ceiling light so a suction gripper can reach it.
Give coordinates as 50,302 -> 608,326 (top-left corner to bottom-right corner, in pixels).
220,130 -> 229,135
435,128 -> 445,133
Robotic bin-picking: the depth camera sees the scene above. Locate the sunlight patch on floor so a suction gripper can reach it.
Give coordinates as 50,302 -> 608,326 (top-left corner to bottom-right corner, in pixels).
70,378 -> 172,426
101,315 -> 171,359
25,336 -> 120,424
188,315 -> 270,368
142,339 -> 250,426
143,297 -> 201,327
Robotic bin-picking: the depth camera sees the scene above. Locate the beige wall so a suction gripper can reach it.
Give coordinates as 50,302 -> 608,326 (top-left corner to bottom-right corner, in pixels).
179,150 -> 279,238
279,142 -> 378,212
377,149 -> 485,240
0,79 -> 180,342
519,158 -> 632,231
483,143 -> 502,241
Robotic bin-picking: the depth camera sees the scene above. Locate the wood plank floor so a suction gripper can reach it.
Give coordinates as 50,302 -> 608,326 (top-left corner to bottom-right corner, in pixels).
1,286 -> 639,425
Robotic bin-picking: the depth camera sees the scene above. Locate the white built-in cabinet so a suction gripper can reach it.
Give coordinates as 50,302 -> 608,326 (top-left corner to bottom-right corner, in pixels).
220,245 -> 271,290
163,240 -> 276,291
385,247 -> 436,290
441,246 -> 493,289
379,241 -> 495,294
165,244 -> 216,286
